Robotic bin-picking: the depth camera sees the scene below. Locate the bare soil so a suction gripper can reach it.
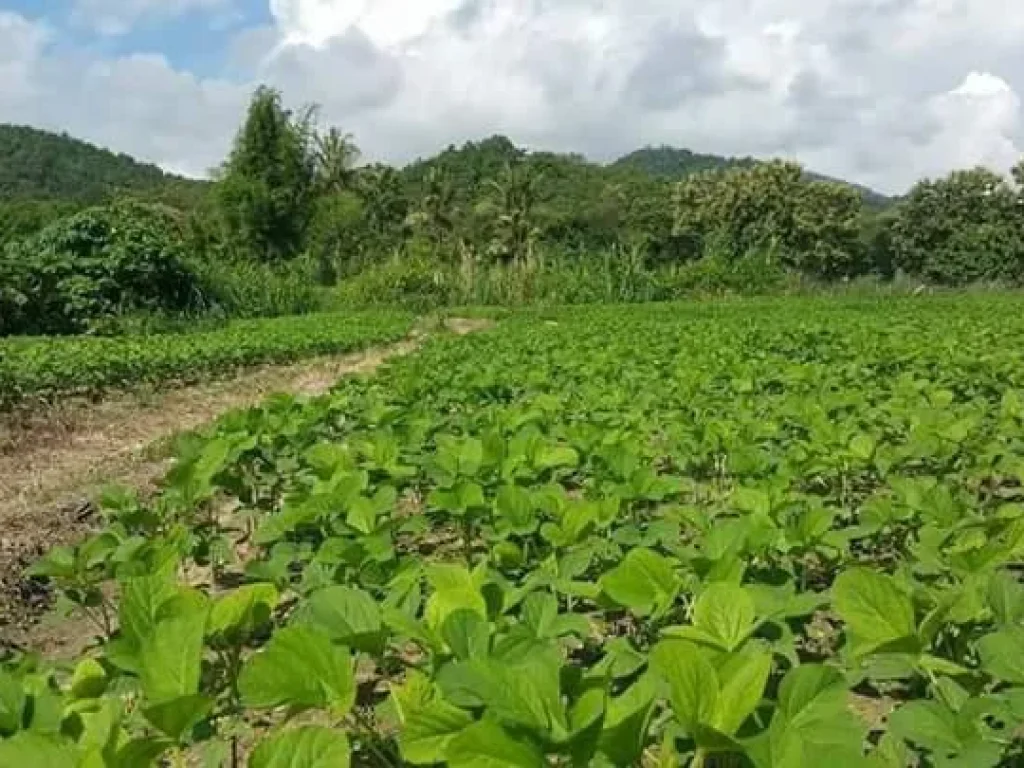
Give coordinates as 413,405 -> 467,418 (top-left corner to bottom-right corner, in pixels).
0,318 -> 491,652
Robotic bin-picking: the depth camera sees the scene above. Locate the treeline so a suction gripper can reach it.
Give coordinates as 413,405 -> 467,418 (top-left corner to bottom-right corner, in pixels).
196,87 -> 1024,288
2,86 -> 1024,334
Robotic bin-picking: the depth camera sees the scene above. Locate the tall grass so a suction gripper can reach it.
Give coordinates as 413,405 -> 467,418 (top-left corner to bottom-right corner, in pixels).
190,258 -> 325,319
330,245 -> 791,310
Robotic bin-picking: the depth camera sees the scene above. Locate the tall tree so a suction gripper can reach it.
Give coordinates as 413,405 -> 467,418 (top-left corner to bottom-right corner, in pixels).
409,166 -> 457,254
314,128 -> 361,194
215,86 -> 317,261
358,166 -> 409,244
485,160 -> 541,265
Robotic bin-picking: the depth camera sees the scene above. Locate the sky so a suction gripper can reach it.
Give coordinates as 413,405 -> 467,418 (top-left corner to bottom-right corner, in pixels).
1,0 -> 1023,194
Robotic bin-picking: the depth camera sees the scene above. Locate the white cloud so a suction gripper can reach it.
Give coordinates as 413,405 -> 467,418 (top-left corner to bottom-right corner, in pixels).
269,0 -> 465,48
2,1 -> 1024,193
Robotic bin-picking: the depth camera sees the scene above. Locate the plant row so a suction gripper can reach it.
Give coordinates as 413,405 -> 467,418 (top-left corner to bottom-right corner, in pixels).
3,296 -> 1024,766
0,309 -> 413,409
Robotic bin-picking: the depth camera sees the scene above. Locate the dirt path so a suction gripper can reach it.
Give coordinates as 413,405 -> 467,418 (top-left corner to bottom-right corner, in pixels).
0,318 -> 490,649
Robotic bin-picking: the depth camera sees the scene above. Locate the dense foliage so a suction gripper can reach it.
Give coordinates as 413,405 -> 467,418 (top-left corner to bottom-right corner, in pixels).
0,201 -> 200,335
889,168 -> 1024,285
0,309 -> 412,408
613,145 -> 756,178
0,125 -> 207,245
4,86 -> 1024,331
0,125 -> 205,205
5,297 -> 1024,766
215,88 -> 321,263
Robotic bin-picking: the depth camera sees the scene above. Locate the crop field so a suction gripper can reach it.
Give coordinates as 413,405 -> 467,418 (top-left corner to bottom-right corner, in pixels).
3,296 -> 1024,766
0,310 -> 414,409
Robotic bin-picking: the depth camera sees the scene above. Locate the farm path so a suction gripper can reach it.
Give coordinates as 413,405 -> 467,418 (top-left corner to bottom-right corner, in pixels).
0,317 -> 490,652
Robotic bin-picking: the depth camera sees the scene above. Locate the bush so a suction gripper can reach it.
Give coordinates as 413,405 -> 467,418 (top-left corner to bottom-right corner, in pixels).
658,250 -> 789,297
0,201 -> 200,336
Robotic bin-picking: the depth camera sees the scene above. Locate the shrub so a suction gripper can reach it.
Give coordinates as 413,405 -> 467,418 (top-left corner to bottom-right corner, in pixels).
0,201 -> 199,335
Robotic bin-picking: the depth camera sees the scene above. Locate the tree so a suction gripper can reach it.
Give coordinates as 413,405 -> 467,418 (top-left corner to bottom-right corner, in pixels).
889,167 -> 1024,285
357,165 -> 409,252
670,161 -> 864,277
408,166 -> 458,256
484,160 -> 542,265
314,128 -> 360,194
215,86 -> 317,262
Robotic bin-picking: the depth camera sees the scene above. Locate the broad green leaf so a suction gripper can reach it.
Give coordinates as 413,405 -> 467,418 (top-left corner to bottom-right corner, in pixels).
692,583 -> 758,651
399,700 -> 474,765
445,718 -> 545,768
535,445 -> 579,472
138,599 -> 208,705
650,641 -> 718,732
597,674 -> 658,767
777,665 -> 849,723
888,700 -> 962,754
849,434 -> 877,462
294,586 -> 385,654
833,569 -> 917,655
208,583 -> 279,643
761,664 -> 865,768
566,687 -> 606,765
239,626 -> 354,716
438,649 -> 566,738
0,732 -> 79,767
119,564 -> 179,649
112,736 -> 173,767
69,659 -> 108,701
978,626 -> 1024,684
424,564 -> 487,631
442,610 -> 490,660
520,592 -> 558,639
495,485 -> 537,535
391,669 -> 435,723
250,726 -> 351,768
987,571 -> 1024,627
599,548 -> 679,617
0,671 -> 26,734
711,644 -> 772,735
143,694 -> 213,742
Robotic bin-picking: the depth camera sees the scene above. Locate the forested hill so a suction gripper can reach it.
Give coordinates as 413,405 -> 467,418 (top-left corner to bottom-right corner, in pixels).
612,146 -> 756,177
613,146 -> 892,207
0,124 -> 207,206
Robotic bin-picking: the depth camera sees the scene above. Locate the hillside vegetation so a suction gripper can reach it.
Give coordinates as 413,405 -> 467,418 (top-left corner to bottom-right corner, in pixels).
1,85 -> 1023,338
0,125 -> 207,205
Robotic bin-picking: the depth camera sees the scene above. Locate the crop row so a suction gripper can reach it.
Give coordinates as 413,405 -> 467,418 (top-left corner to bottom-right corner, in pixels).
0,310 -> 414,409
3,296 -> 1024,766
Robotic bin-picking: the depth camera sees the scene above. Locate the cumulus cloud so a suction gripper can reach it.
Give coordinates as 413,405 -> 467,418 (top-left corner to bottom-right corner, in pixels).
2,1 -> 1024,193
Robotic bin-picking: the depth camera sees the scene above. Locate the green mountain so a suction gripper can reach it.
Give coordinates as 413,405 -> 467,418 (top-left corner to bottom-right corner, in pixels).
612,146 -> 756,177
0,124 -> 207,206
613,146 -> 892,207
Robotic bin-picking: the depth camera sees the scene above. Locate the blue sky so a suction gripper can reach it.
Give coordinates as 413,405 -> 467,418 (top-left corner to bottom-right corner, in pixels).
0,0 -> 1021,192
2,0 -> 272,75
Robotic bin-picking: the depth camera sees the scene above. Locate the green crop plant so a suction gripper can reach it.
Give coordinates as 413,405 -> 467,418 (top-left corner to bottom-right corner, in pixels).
5,295 -> 1024,766
0,309 -> 413,409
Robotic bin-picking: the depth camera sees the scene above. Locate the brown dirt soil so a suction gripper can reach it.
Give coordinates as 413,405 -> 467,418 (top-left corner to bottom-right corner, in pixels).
0,318 -> 491,653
